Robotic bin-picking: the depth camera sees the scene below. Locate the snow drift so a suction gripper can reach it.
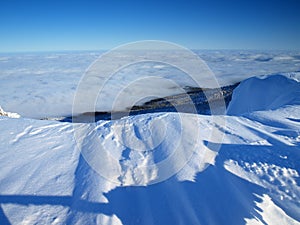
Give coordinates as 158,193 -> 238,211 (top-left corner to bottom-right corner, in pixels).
227,75 -> 300,115
0,75 -> 299,225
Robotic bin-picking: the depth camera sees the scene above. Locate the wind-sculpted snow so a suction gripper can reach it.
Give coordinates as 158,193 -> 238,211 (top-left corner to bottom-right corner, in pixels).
0,75 -> 300,224
227,74 -> 300,115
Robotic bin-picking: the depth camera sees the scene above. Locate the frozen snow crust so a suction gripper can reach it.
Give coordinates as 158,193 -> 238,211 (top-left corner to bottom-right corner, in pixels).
228,74 -> 300,115
0,75 -> 299,224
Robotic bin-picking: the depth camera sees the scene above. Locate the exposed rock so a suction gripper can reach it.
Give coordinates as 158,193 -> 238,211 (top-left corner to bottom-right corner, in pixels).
68,83 -> 239,123
0,106 -> 20,118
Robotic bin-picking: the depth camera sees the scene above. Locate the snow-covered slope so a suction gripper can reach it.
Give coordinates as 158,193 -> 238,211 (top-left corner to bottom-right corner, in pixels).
0,75 -> 299,224
227,75 -> 300,115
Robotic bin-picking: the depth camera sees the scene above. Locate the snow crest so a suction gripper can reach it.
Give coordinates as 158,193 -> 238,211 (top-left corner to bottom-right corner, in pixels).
227,74 -> 300,115
0,75 -> 300,224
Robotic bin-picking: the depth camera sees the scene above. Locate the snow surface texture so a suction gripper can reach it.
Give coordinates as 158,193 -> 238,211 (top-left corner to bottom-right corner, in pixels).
0,51 -> 299,118
227,75 -> 300,115
0,75 -> 299,224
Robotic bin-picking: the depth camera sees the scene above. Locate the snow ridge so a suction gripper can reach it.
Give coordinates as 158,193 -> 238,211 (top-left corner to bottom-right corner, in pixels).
0,75 -> 299,224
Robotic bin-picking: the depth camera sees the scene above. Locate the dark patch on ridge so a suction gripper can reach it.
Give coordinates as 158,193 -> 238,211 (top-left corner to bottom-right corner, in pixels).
50,83 -> 240,123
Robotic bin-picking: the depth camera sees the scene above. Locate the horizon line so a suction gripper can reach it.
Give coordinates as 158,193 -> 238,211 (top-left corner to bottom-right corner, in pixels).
1,48 -> 300,54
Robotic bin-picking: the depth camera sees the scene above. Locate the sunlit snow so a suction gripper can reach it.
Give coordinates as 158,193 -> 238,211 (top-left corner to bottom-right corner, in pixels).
0,51 -> 299,225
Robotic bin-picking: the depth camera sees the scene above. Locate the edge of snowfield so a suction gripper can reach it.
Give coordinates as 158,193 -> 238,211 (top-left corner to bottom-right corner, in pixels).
0,74 -> 299,225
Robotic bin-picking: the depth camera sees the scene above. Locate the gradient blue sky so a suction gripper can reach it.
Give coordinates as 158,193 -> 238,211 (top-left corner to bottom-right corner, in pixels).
1,0 -> 300,52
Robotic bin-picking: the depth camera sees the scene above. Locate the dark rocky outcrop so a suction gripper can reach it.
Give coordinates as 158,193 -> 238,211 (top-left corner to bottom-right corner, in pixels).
64,83 -> 239,123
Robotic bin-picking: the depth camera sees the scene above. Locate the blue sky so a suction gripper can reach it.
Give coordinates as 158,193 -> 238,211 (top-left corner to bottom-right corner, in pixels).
0,0 -> 300,52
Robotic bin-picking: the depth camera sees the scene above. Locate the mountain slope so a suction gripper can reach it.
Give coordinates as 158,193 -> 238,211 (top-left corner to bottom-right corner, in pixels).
0,75 -> 299,224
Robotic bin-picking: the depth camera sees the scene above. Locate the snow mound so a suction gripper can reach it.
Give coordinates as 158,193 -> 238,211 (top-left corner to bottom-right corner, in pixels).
75,113 -> 221,186
0,106 -> 20,118
1,104 -> 300,224
227,75 -> 300,115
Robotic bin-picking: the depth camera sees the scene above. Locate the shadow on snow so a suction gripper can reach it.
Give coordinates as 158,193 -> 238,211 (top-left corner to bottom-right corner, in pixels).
1,134 -> 299,224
